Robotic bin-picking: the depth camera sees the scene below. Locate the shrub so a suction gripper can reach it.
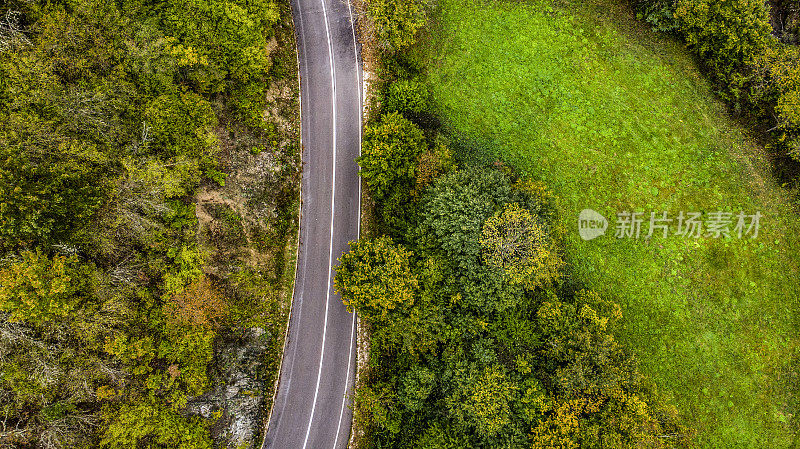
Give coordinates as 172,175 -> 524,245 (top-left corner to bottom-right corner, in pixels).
675,0 -> 772,93
358,111 -> 427,202
101,401 -> 213,449
383,79 -> 431,118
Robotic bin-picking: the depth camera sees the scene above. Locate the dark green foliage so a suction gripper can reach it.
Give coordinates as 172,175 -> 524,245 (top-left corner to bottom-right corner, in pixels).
383,79 -> 431,118
0,129 -> 108,249
416,167 -> 514,265
635,0 -> 679,33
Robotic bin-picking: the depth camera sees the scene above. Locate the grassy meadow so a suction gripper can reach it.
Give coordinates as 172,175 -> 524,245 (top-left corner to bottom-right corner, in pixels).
422,0 -> 800,446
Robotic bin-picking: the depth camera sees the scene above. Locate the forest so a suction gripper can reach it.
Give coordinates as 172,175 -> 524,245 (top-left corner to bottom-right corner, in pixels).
0,0 -> 300,447
338,0 -> 800,447
1,0 -> 799,447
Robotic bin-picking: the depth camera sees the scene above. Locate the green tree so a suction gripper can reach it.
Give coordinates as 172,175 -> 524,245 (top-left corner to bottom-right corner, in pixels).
144,90 -> 217,158
536,290 -> 635,398
334,236 -> 418,322
0,119 -> 108,249
417,167 -> 514,267
399,365 -> 436,413
367,0 -> 426,52
0,250 -> 94,325
383,79 -> 431,118
358,111 -> 427,202
412,422 -> 471,449
462,364 -> 516,438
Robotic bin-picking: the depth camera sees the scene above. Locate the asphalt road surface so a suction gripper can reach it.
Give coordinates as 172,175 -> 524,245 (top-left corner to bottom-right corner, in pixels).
262,0 -> 361,447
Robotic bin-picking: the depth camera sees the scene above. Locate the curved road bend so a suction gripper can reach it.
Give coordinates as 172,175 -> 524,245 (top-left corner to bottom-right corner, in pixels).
263,0 -> 361,447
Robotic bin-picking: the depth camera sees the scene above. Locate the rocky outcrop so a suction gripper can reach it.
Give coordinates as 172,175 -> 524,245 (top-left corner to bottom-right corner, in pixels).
186,327 -> 271,449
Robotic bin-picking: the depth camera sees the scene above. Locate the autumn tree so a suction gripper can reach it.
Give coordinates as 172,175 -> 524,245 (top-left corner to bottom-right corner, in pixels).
480,203 -> 562,289
334,236 -> 418,322
164,274 -> 228,328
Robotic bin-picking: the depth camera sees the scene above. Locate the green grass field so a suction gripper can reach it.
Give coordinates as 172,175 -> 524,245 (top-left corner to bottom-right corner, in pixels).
422,0 -> 800,446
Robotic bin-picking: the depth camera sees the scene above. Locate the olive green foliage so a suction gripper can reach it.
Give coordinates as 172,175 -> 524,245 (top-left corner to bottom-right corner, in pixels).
461,365 -> 516,438
359,111 -> 427,202
334,236 -> 418,322
675,0 -> 772,90
0,0 -> 291,446
0,251 -> 94,324
755,45 -> 800,160
101,401 -> 213,449
366,0 -> 426,53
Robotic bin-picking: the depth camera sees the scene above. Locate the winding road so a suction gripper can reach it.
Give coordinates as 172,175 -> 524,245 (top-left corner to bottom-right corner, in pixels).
262,0 -> 361,447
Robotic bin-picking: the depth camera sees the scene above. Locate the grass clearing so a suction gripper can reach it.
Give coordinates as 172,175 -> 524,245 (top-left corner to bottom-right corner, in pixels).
422,0 -> 800,446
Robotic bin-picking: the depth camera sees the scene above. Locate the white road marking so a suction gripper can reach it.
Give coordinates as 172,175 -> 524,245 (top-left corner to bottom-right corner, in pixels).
332,2 -> 361,447
302,0 -> 337,445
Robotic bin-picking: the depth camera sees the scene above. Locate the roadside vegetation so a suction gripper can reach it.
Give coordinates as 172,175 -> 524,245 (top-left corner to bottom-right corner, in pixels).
343,0 -> 690,447
0,0 -> 299,447
347,0 -> 800,447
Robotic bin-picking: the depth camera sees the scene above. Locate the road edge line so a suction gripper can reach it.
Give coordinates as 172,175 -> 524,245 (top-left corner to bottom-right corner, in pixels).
261,2 -> 305,441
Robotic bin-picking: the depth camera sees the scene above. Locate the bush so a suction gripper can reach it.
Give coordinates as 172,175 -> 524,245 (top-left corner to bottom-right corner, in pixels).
383,79 -> 431,118
358,111 -> 427,202
675,0 -> 772,93
101,401 -> 213,449
367,0 -> 427,53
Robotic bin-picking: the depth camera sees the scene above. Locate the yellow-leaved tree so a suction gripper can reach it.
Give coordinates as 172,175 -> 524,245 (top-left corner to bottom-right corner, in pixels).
480,203 -> 562,290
